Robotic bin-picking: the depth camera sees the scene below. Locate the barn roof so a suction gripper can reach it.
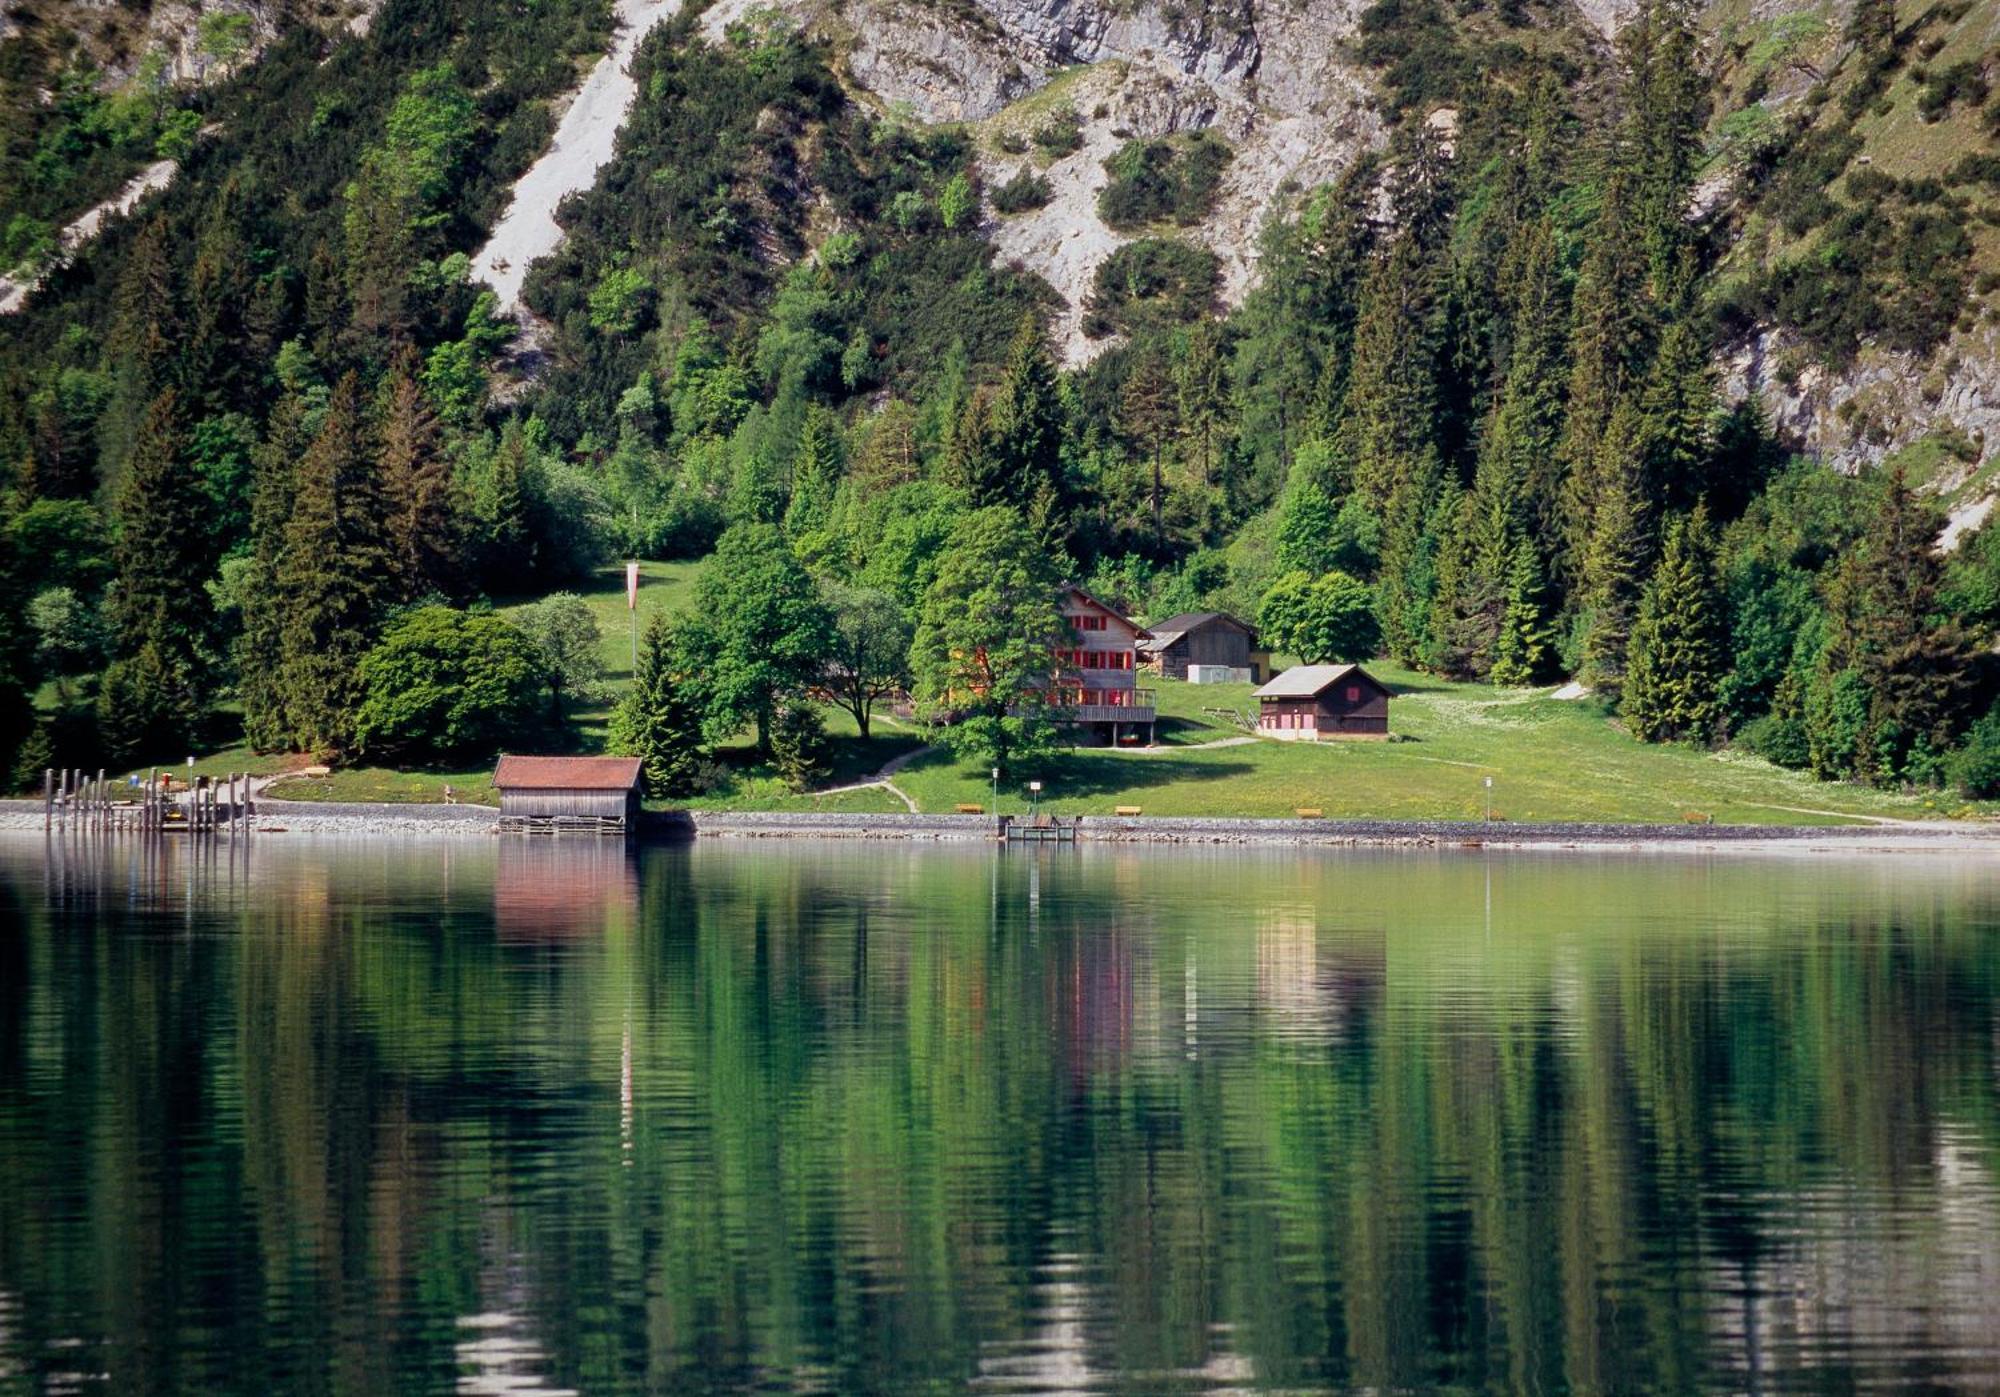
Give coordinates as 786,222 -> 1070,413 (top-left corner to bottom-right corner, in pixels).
493,755 -> 643,790
1253,664 -> 1385,699
1137,611 -> 1253,651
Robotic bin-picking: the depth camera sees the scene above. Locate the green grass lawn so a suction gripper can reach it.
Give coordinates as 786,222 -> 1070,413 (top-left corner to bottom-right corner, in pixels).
263,766 -> 501,806
884,668 -> 1985,825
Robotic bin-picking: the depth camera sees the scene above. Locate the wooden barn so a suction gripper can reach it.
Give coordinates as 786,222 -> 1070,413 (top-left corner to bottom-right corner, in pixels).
493,755 -> 643,831
1253,664 -> 1392,740
1137,611 -> 1268,682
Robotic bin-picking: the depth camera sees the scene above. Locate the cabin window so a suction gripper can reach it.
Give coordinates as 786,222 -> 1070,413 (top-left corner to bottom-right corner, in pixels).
1346,685 -> 1360,701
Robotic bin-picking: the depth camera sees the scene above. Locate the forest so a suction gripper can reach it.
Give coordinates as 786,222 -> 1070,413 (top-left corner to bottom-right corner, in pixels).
3,0 -> 2000,802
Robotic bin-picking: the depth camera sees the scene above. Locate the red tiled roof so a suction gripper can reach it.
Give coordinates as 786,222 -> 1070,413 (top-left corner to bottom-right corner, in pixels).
493,755 -> 643,790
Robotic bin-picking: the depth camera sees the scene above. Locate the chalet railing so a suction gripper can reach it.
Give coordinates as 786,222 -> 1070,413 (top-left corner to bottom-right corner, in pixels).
1049,689 -> 1157,723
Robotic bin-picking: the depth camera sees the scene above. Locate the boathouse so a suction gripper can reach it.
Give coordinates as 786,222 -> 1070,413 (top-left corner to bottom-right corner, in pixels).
1253,664 -> 1392,740
493,755 -> 643,828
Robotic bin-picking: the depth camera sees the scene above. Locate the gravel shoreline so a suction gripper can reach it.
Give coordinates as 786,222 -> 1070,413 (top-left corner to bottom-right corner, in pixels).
3,802 -> 1995,853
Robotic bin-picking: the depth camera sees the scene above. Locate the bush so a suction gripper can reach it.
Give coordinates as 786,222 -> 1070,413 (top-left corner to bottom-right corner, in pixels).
1083,238 -> 1220,338
991,168 -> 1054,214
769,703 -> 830,791
354,607 -> 548,762
1736,712 -> 1811,768
1948,706 -> 2000,797
1031,109 -> 1083,157
1097,131 -> 1231,230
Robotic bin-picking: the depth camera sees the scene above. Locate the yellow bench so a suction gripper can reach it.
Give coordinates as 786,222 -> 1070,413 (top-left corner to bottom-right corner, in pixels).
1114,805 -> 1143,817
1295,807 -> 1324,819
955,803 -> 984,814
1683,810 -> 1713,825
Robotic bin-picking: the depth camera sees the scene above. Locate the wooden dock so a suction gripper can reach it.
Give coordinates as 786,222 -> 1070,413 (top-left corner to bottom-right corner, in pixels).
1000,814 -> 1076,843
41,768 -> 253,839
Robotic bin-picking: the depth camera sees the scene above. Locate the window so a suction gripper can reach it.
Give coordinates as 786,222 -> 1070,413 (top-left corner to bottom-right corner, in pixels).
1346,685 -> 1360,701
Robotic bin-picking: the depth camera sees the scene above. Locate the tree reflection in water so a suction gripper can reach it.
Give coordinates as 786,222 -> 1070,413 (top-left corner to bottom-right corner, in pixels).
0,839 -> 1996,1393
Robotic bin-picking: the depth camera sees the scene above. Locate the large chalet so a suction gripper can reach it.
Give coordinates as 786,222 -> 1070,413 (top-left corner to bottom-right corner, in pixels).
1048,587 -> 1157,745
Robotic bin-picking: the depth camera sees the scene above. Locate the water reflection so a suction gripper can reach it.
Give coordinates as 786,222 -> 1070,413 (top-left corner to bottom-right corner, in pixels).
0,838 -> 1997,1393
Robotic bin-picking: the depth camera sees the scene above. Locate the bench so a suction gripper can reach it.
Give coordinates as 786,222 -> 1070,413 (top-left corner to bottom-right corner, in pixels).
955,803 -> 984,814
1114,805 -> 1143,817
1683,810 -> 1714,826
1295,807 -> 1324,819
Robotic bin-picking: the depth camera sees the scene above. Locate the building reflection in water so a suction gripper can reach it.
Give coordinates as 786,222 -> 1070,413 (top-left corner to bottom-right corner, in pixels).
492,839 -> 639,943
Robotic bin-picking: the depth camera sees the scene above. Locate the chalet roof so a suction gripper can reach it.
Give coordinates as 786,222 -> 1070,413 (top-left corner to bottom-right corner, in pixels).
493,755 -> 643,790
1137,611 -> 1253,651
1062,585 -> 1151,640
1253,664 -> 1385,699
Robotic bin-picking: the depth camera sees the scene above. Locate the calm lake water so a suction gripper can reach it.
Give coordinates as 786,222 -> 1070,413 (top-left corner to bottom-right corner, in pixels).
0,836 -> 1997,1394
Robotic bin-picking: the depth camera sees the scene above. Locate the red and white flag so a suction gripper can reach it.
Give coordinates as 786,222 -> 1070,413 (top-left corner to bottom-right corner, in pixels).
626,561 -> 640,610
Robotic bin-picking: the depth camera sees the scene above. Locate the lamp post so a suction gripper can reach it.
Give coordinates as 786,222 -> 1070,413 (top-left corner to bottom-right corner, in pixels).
991,767 -> 1000,817
1484,775 -> 1494,822
1028,780 -> 1043,822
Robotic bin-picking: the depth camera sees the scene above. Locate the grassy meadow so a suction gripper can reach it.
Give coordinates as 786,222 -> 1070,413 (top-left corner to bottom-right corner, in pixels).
218,559 -> 1988,824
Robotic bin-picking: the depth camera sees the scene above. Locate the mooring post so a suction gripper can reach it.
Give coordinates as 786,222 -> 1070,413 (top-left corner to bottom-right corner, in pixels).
42,769 -> 51,832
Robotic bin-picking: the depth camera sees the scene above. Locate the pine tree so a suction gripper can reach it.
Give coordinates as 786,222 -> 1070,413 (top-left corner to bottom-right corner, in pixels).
1489,217 -> 1572,556
275,373 -> 393,755
1819,465 -> 1976,780
1173,319 -> 1230,491
1490,543 -> 1557,686
1576,402 -> 1652,700
783,404 -> 844,539
377,349 -> 458,600
609,612 -> 708,797
1637,314 -> 1716,514
989,313 -> 1067,506
239,383 -> 319,750
1346,233 -> 1442,512
1378,450 -> 1450,664
1424,487 -> 1493,678
1554,174 -> 1653,586
99,215 -> 180,483
1118,349 -> 1177,544
99,389 -> 208,757
1621,507 -> 1726,742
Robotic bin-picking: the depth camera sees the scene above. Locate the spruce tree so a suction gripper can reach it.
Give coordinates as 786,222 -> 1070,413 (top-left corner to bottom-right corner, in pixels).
1819,465 -> 1976,780
1637,314 -> 1717,514
1424,488 -> 1493,678
783,405 -> 844,539
1576,402 -> 1652,700
1490,544 -> 1557,686
1622,507 -> 1726,742
989,313 -> 1066,506
610,612 -> 708,797
1346,233 -> 1441,512
1378,450 -> 1450,664
378,349 -> 458,601
239,381 -> 318,750
275,373 -> 393,755
99,389 -> 208,758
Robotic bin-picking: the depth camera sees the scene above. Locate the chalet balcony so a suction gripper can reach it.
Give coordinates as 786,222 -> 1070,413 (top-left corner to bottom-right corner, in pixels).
1051,690 -> 1157,725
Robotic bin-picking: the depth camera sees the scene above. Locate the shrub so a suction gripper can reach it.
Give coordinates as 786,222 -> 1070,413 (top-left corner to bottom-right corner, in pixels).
1948,706 -> 2000,797
991,168 -> 1054,214
1097,130 -> 1231,230
1031,109 -> 1083,156
1083,238 -> 1220,338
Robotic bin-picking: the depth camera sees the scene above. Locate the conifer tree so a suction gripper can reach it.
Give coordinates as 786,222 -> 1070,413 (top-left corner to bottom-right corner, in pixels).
1637,314 -> 1717,514
1554,175 -> 1652,584
989,313 -> 1067,506
99,215 -> 180,483
783,405 -> 844,539
1816,466 -> 1975,780
1173,319 -> 1230,490
1490,544 -> 1558,686
1576,402 -> 1652,700
609,612 -> 708,797
239,379 -> 319,750
99,389 -> 208,757
1346,234 -> 1441,512
377,350 -> 457,600
1424,488 -> 1493,678
1622,507 -> 1725,742
275,373 -> 393,755
1377,450 -> 1449,663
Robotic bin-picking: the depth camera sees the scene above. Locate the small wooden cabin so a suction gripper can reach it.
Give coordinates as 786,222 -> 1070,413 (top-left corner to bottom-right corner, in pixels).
1253,664 -> 1392,740
1138,612 -> 1268,682
493,755 -> 643,826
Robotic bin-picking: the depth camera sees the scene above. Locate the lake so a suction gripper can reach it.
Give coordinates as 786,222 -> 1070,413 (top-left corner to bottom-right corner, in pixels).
0,835 -> 1997,1394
